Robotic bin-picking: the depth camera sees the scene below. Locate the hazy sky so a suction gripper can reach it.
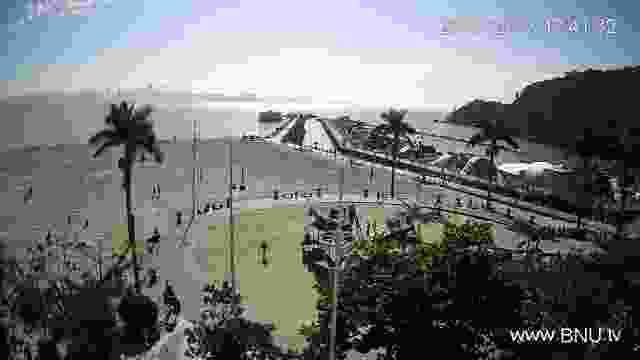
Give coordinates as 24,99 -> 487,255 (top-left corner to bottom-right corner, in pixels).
1,0 -> 636,108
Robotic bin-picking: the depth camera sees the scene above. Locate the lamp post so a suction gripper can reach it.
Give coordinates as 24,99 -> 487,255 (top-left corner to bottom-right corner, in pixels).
228,139 -> 237,298
303,206 -> 354,360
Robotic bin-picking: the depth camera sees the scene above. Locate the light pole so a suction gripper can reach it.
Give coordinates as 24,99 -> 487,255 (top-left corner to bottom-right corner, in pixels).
228,138 -> 237,298
304,206 -> 354,360
339,163 -> 345,202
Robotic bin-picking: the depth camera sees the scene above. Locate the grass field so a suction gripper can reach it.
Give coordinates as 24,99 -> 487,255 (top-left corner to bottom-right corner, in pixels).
111,223 -> 146,257
194,204 -> 452,351
197,206 -> 316,352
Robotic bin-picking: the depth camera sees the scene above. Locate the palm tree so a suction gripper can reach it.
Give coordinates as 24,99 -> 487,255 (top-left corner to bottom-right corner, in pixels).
466,118 -> 519,209
373,108 -> 417,199
570,128 -> 602,229
89,101 -> 164,294
600,125 -> 640,238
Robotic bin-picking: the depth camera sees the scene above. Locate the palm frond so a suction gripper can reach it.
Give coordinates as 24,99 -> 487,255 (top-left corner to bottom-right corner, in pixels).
92,140 -> 120,158
143,141 -> 164,163
498,135 -> 519,150
372,123 -> 393,135
467,132 -> 489,147
403,123 -> 417,134
88,129 -> 119,146
93,141 -> 114,158
133,104 -> 154,123
105,104 -> 119,125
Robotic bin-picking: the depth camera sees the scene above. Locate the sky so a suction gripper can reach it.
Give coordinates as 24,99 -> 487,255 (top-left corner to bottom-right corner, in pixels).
1,0 -> 637,109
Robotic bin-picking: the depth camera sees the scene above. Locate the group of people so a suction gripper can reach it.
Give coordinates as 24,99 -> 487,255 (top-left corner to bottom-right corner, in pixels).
198,200 -> 225,216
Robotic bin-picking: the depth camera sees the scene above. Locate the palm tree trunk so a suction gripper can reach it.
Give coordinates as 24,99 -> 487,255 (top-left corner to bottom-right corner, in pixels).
124,153 -> 141,293
391,133 -> 399,199
617,162 -> 628,237
488,144 -> 495,209
577,157 -> 590,230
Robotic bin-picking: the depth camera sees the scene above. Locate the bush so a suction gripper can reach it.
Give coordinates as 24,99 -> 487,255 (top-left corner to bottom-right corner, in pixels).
118,292 -> 159,330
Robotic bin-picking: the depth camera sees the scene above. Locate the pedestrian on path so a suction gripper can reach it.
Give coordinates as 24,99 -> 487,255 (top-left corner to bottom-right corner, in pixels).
163,280 -> 181,330
146,268 -> 159,289
163,281 -> 178,308
147,227 -> 161,256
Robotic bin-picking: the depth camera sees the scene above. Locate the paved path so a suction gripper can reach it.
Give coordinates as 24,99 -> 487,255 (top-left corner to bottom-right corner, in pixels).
317,117 -> 617,236
137,193 -> 399,359
130,185 -> 603,358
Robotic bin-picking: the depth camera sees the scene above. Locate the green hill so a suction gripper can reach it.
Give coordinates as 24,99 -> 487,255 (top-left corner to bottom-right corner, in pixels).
445,65 -> 640,151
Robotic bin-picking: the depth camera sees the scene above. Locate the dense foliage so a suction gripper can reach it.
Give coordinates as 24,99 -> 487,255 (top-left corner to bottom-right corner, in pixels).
301,216 -> 640,359
446,66 -> 640,160
0,228 -> 164,360
184,281 -> 300,360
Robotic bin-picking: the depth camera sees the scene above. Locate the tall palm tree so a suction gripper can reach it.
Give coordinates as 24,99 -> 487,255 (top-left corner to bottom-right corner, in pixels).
89,101 -> 164,294
466,118 -> 519,209
570,128 -> 602,229
600,125 -> 640,238
373,108 -> 417,199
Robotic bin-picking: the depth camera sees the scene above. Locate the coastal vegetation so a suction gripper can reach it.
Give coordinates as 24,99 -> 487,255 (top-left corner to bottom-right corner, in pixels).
300,205 -> 640,359
89,101 -> 165,294
366,108 -> 417,199
5,74 -> 640,360
445,66 -> 640,151
466,118 -> 520,209
445,67 -> 640,234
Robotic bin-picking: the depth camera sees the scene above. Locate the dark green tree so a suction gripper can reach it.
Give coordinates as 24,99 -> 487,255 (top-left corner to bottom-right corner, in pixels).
371,108 -> 416,199
88,101 -> 164,293
467,117 -> 519,208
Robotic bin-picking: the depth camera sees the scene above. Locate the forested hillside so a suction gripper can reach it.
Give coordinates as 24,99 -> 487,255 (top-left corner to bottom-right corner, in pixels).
446,66 -> 640,150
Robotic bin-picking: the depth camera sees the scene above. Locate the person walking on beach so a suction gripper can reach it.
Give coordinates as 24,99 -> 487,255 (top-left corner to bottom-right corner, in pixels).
45,230 -> 53,246
369,167 -> 375,184
152,183 -> 160,200
24,185 -> 33,204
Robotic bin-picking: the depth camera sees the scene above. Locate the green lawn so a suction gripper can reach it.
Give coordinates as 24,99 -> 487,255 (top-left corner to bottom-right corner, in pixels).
201,206 -> 316,352
111,223 -> 146,257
